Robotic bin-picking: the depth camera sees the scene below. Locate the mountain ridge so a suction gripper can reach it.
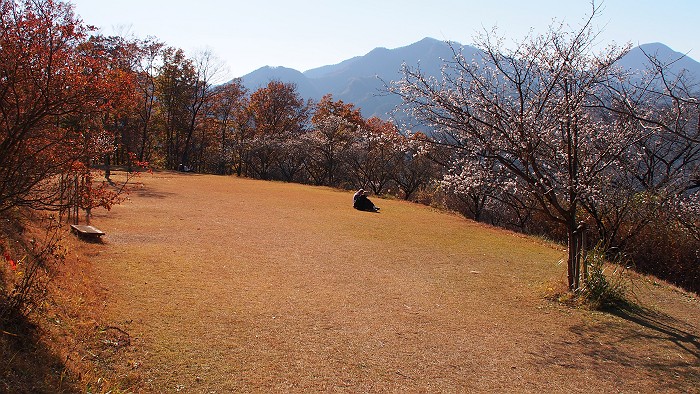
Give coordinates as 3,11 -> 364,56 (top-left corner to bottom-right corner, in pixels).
240,38 -> 700,119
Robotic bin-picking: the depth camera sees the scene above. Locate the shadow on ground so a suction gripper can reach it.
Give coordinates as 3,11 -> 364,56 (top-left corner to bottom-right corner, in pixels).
531,303 -> 699,392
0,313 -> 79,393
607,304 -> 700,359
133,184 -> 176,199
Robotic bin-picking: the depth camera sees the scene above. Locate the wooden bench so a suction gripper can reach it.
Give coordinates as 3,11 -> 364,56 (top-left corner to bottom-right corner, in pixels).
70,224 -> 105,240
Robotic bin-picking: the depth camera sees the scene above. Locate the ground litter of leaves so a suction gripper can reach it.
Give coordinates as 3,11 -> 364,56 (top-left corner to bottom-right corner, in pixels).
86,171 -> 699,393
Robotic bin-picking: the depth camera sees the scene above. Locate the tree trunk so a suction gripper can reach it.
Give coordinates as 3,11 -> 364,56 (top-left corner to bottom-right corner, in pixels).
568,226 -> 577,291
104,154 -> 111,180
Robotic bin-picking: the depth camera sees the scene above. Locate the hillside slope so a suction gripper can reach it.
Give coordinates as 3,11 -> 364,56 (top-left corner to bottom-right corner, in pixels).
87,172 -> 699,392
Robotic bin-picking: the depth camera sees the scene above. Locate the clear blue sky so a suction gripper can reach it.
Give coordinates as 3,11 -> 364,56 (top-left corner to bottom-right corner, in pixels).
69,0 -> 699,79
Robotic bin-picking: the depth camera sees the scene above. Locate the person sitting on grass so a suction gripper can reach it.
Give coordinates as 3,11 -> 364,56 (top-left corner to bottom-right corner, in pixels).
353,188 -> 380,212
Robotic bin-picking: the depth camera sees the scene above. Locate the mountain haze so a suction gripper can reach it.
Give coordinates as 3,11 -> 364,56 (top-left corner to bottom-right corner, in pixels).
617,42 -> 700,78
241,38 -> 700,119
241,37 -> 463,118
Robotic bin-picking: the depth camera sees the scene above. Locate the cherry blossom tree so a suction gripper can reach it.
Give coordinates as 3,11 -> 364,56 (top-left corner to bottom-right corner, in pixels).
391,8 -> 643,291
348,117 -> 404,195
392,142 -> 440,200
306,95 -> 365,186
589,50 -> 700,290
305,114 -> 358,186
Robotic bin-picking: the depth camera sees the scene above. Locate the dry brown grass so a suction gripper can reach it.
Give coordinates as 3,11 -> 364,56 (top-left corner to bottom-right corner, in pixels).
74,171 -> 700,393
0,210 -> 111,393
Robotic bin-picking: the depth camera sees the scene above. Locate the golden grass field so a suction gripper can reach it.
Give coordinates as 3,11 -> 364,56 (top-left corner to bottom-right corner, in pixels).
80,171 -> 699,392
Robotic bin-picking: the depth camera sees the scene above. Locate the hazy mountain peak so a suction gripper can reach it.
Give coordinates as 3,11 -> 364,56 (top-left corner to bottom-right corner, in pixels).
242,65 -> 319,99
241,38 -> 700,119
616,42 -> 699,79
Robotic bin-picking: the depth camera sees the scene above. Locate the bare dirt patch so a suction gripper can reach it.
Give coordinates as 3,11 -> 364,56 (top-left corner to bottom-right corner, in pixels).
85,172 -> 699,392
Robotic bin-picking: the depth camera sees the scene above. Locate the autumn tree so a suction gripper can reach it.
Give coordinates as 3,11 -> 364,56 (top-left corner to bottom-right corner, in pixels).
312,94 -> 366,126
132,38 -> 165,163
0,0 -> 118,213
155,47 -> 194,169
178,50 -> 227,171
83,34 -> 141,178
228,98 -> 255,177
155,47 -> 227,172
206,79 -> 248,174
247,81 -> 311,180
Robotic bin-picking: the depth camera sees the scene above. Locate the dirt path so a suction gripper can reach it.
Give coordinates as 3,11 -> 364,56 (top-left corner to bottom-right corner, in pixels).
89,172 -> 699,392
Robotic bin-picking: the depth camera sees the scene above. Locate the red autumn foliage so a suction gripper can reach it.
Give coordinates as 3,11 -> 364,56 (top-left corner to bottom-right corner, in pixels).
3,250 -> 17,270
0,0 -> 138,216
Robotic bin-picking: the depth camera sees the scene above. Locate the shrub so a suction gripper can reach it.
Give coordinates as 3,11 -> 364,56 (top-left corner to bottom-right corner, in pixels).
0,213 -> 66,325
579,244 -> 629,309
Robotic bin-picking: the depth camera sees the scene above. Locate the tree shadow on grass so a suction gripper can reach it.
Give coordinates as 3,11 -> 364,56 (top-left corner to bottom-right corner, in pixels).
604,303 -> 699,359
572,303 -> 699,390
529,303 -> 699,392
133,184 -> 176,199
0,313 -> 79,393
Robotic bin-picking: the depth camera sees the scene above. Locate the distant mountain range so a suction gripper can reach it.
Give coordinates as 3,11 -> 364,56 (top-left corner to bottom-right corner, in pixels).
240,37 -> 700,119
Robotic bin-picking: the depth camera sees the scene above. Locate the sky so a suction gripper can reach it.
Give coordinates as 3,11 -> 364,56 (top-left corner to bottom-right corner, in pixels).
69,0 -> 699,80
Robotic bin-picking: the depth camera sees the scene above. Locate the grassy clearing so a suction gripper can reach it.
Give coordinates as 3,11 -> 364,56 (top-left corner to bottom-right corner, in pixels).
49,172 -> 700,392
